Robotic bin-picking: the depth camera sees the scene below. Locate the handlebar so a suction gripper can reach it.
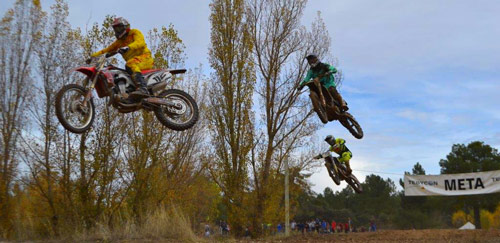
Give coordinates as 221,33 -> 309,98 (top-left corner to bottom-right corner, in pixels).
86,52 -> 117,70
313,136 -> 337,159
299,71 -> 334,89
298,78 -> 318,91
105,51 -> 118,58
314,149 -> 331,159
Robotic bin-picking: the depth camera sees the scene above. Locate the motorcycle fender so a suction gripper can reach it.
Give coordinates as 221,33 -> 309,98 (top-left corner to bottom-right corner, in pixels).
146,71 -> 172,86
74,67 -> 96,78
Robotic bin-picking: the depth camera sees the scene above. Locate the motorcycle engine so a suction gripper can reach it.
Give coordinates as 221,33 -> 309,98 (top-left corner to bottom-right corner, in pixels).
110,69 -> 135,98
113,80 -> 126,96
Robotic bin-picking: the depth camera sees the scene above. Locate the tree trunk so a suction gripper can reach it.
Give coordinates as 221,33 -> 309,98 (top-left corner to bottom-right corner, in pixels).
473,205 -> 481,229
79,132 -> 92,230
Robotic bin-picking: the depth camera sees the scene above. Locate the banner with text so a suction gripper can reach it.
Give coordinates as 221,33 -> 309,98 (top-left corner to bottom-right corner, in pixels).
404,170 -> 500,196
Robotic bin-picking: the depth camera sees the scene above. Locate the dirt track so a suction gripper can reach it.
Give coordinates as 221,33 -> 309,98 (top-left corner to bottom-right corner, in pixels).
239,229 -> 500,243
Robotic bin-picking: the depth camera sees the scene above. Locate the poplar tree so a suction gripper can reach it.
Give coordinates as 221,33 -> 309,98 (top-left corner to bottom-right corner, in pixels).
247,0 -> 331,234
0,0 -> 43,234
208,0 -> 256,235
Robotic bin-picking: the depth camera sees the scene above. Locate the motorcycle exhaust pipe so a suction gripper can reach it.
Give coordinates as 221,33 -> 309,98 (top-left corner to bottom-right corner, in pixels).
144,97 -> 178,107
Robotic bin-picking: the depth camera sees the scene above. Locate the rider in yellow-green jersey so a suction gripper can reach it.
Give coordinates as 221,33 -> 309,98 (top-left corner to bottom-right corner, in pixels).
325,135 -> 352,174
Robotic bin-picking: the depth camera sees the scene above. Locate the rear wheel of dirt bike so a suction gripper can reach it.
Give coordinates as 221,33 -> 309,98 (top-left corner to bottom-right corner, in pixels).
310,92 -> 328,124
154,89 -> 199,131
339,112 -> 364,139
325,157 -> 341,185
345,174 -> 363,193
55,84 -> 95,134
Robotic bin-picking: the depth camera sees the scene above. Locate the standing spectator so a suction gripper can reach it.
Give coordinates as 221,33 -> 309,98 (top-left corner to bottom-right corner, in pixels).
204,224 -> 211,237
348,217 -> 352,232
277,223 -> 282,234
331,220 -> 337,233
291,220 -> 296,231
339,222 -> 344,233
244,227 -> 250,238
344,222 -> 349,233
370,218 -> 376,232
321,220 -> 327,233
221,221 -> 230,235
297,222 -> 304,235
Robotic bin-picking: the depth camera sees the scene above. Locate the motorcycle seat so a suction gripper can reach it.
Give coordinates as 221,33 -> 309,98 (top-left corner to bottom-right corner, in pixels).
141,69 -> 187,75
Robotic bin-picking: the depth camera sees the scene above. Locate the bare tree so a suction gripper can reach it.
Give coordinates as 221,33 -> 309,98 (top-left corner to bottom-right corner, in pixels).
247,0 -> 332,234
15,0 -> 86,234
0,0 -> 43,233
0,0 -> 216,237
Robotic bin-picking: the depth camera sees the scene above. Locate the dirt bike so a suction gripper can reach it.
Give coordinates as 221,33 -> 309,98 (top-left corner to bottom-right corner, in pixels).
55,53 -> 199,133
299,76 -> 363,139
313,137 -> 363,193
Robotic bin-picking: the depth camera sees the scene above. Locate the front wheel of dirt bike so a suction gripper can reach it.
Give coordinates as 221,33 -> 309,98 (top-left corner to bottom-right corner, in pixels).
339,112 -> 364,139
55,84 -> 96,134
310,92 -> 328,124
345,174 -> 363,193
325,157 -> 341,185
154,89 -> 199,131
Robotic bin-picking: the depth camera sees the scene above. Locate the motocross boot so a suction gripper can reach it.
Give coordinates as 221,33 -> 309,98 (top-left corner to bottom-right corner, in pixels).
129,72 -> 150,99
325,162 -> 334,177
329,87 -> 348,112
345,160 -> 352,175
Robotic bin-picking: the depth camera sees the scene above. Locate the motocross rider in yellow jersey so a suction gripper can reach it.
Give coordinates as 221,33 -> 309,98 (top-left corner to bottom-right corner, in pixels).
91,17 -> 154,101
325,135 -> 352,174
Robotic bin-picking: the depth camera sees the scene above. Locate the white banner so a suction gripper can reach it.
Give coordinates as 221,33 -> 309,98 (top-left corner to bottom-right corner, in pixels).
404,170 -> 500,196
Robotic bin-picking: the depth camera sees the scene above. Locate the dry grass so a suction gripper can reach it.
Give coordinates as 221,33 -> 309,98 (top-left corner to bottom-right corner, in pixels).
72,207 -> 201,242
7,206 -> 202,242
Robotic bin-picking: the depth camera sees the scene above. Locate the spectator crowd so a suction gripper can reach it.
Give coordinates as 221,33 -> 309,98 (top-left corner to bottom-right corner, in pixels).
285,217 -> 377,234
202,218 -> 377,238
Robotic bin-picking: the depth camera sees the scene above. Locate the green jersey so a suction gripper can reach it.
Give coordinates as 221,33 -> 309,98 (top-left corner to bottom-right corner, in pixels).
300,63 -> 337,89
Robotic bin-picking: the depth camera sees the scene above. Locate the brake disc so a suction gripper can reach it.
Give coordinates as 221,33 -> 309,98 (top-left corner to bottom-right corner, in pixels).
168,100 -> 186,115
70,100 -> 88,115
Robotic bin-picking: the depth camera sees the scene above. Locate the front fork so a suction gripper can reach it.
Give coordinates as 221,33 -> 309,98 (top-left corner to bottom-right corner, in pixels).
313,78 -> 327,107
324,157 -> 337,175
314,79 -> 341,116
82,74 -> 99,107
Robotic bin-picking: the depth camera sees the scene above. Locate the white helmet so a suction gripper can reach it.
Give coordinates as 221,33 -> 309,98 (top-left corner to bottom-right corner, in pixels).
112,17 -> 130,39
